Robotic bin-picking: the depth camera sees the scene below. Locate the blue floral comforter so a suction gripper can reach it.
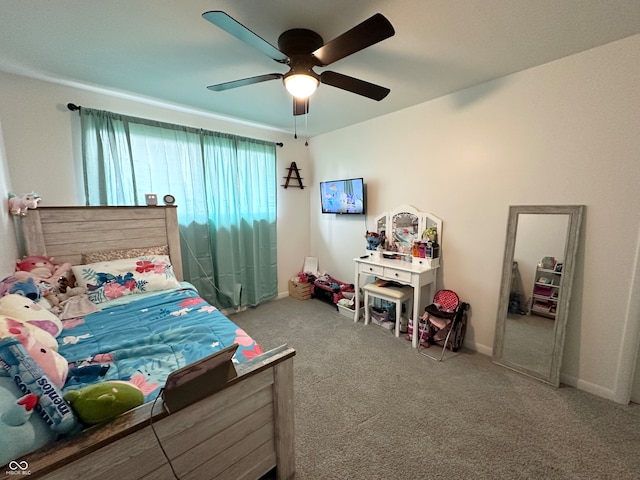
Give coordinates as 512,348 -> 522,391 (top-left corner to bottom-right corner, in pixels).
58,287 -> 263,402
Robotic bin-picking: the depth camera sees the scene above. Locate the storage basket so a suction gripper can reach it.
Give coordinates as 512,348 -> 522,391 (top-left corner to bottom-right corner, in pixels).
288,280 -> 311,300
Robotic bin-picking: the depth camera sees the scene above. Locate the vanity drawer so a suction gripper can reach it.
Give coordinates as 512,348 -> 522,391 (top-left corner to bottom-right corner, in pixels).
383,267 -> 412,283
359,263 -> 384,276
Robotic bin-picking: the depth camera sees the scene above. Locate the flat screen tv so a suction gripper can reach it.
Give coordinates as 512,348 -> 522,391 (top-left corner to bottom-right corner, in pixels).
320,177 -> 366,214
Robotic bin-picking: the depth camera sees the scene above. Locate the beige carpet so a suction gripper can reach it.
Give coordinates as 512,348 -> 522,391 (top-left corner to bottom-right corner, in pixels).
231,297 -> 640,480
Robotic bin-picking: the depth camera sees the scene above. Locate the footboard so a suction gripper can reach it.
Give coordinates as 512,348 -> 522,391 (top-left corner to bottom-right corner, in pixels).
23,345 -> 295,480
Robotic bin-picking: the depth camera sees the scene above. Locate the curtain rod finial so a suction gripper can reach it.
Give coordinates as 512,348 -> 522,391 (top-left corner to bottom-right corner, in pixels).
67,103 -> 80,111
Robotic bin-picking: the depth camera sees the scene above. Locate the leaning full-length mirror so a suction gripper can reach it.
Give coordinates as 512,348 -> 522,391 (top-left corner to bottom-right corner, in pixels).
493,205 -> 584,386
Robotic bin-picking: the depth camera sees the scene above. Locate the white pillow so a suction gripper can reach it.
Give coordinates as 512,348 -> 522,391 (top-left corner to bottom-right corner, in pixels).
72,255 -> 181,304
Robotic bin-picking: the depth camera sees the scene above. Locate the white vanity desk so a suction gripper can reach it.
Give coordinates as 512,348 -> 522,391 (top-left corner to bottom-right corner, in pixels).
353,255 -> 439,347
353,204 -> 443,348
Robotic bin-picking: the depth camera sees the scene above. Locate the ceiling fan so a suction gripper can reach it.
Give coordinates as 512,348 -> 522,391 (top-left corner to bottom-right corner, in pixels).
202,11 -> 395,116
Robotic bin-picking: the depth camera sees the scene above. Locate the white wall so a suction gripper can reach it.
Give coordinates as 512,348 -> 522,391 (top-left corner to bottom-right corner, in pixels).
308,34 -> 640,403
0,71 -> 311,298
0,117 -> 19,278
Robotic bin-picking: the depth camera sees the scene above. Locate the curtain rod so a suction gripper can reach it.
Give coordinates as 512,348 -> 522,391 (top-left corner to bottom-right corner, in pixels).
66,103 -> 284,147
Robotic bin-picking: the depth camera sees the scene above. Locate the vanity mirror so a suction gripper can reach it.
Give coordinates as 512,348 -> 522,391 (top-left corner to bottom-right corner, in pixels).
374,204 -> 442,257
492,205 -> 584,386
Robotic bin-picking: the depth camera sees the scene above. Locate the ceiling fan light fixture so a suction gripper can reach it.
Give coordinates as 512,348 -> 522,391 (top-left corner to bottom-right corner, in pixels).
284,73 -> 318,99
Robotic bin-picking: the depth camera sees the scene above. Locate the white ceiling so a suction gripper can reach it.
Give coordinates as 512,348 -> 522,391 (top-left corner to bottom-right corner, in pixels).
1,0 -> 640,137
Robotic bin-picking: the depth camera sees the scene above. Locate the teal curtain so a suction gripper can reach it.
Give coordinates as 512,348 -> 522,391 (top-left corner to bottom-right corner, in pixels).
80,108 -> 278,308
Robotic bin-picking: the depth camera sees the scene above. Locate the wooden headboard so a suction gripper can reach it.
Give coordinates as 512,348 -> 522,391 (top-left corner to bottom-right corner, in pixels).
19,206 -> 183,281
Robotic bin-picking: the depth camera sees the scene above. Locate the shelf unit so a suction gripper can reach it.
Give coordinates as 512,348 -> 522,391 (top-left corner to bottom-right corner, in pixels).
530,266 -> 562,318
281,161 -> 304,189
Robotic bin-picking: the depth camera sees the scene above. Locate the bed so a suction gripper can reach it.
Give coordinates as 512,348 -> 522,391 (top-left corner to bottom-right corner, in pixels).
9,205 -> 295,480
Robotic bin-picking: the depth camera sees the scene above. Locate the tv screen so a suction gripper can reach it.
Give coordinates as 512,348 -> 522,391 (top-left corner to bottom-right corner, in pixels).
320,177 -> 365,214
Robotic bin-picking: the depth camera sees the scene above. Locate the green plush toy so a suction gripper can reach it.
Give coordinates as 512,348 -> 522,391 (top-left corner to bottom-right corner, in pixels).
64,381 -> 144,425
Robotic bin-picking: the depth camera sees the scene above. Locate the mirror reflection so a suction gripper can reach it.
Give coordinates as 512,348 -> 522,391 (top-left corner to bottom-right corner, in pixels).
502,214 -> 569,377
377,216 -> 387,236
493,205 -> 584,386
392,212 -> 419,252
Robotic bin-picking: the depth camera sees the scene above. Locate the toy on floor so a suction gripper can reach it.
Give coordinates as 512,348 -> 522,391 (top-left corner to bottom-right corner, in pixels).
310,274 -> 355,307
64,381 -> 144,425
0,375 -> 56,467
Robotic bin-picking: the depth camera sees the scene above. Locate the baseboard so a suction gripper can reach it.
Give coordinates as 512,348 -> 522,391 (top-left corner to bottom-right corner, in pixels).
560,373 -> 622,403
466,341 -> 493,357
464,340 -> 622,403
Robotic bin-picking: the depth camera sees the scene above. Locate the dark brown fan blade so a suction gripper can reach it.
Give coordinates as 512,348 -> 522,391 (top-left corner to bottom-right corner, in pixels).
202,11 -> 289,63
293,97 -> 309,116
320,71 -> 390,100
207,74 -> 283,91
312,13 -> 394,66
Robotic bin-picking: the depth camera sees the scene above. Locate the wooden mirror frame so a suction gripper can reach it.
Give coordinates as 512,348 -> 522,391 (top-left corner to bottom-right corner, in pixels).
492,205 -> 584,386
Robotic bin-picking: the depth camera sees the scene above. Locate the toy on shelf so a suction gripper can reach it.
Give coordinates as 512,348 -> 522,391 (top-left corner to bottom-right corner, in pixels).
365,231 -> 382,250
8,192 -> 41,216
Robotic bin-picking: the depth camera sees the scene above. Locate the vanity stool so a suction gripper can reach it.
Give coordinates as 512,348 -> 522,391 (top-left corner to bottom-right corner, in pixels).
363,283 -> 413,337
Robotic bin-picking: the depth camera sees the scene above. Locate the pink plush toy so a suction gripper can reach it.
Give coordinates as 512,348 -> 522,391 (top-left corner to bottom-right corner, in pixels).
15,255 -> 71,284
14,255 -> 73,299
0,316 -> 58,353
8,325 -> 68,388
8,192 -> 41,216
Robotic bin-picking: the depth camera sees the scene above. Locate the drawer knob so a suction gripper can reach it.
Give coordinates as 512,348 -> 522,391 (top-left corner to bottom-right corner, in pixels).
394,273 -> 399,277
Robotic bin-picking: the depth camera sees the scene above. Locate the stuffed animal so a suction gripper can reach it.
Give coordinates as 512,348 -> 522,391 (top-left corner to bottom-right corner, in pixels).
15,255 -> 70,282
11,278 -> 41,301
0,294 -> 63,341
0,316 -> 58,354
0,337 -> 78,434
7,325 -> 68,388
0,375 -> 56,467
8,192 -> 41,216
13,255 -> 73,302
365,231 -> 382,250
0,275 -> 41,302
55,286 -> 85,301
64,381 -> 144,425
0,294 -> 68,387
